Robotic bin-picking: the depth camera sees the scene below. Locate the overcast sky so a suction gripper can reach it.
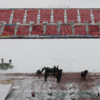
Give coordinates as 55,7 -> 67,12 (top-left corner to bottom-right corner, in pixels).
0,0 -> 99,8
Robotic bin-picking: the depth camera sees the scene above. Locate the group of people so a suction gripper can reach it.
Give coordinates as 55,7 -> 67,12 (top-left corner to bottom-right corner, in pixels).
1,58 -> 12,64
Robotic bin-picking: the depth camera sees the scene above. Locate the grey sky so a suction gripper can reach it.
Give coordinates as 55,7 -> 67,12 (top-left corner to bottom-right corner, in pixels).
0,0 -> 99,8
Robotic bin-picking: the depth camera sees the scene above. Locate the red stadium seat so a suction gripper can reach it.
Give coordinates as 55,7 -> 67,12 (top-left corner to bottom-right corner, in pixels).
79,9 -> 91,23
17,25 -> 29,35
45,25 -> 58,35
26,10 -> 38,24
40,9 -> 51,23
60,25 -> 72,35
2,25 -> 15,36
13,10 -> 25,24
0,10 -> 12,24
53,9 -> 64,23
89,25 -> 100,36
92,10 -> 100,23
66,9 -> 78,23
31,25 -> 43,35
74,25 -> 87,35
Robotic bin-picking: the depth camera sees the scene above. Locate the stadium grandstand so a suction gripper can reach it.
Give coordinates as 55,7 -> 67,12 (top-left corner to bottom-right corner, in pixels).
0,8 -> 100,38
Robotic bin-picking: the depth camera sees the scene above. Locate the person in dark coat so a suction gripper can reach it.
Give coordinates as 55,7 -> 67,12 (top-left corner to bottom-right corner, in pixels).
9,59 -> 12,64
1,58 -> 4,64
81,70 -> 88,80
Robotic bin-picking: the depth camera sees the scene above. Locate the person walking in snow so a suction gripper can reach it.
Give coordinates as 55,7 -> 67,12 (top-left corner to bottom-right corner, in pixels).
9,59 -> 12,64
1,58 -> 4,64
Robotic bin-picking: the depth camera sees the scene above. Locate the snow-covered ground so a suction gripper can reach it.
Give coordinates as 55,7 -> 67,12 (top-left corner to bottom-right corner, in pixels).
0,39 -> 100,73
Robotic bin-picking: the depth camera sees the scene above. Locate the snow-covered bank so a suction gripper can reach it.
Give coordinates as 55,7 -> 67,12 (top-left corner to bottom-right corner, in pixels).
0,39 -> 100,73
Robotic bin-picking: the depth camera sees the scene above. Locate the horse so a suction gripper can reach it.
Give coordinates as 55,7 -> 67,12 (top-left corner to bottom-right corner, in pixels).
81,70 -> 88,80
44,68 -> 62,83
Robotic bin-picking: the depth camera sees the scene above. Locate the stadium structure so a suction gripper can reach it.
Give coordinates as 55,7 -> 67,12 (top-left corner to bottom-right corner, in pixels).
0,8 -> 100,38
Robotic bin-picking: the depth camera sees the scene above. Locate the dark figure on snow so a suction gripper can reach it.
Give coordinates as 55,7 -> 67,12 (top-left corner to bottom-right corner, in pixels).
54,65 -> 56,69
56,70 -> 62,83
9,59 -> 12,64
44,72 -> 48,81
1,58 -> 4,64
81,70 -> 88,80
57,65 -> 59,69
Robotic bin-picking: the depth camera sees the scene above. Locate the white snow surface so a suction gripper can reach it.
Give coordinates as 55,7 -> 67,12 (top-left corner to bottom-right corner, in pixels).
0,39 -> 100,73
0,84 -> 12,100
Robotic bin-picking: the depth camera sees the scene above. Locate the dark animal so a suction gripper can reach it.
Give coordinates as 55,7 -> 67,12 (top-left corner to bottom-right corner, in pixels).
56,70 -> 62,83
44,72 -> 48,81
44,70 -> 62,83
81,70 -> 88,80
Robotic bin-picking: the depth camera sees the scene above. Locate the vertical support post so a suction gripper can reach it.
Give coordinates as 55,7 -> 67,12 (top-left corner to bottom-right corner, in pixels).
97,22 -> 100,31
84,22 -> 89,35
56,22 -> 62,35
90,9 -> 94,24
37,9 -> 40,24
57,24 -> 61,35
77,9 -> 81,23
29,25 -> 32,36
0,26 -> 4,35
14,23 -> 19,36
51,9 -> 54,23
64,9 -> 67,23
70,22 -> 75,35
43,22 -> 48,35
28,22 -> 34,36
23,10 -> 27,24
9,10 -> 14,24
72,24 -> 75,36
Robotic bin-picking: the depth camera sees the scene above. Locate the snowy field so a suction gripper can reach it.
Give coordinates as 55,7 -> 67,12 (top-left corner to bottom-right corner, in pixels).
0,73 -> 100,100
0,39 -> 100,73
